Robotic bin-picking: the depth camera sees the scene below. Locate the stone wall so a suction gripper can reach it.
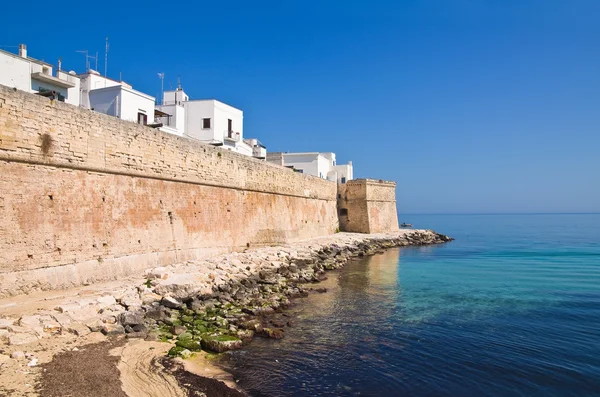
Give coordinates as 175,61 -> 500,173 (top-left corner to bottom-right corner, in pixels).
0,85 -> 338,297
337,179 -> 399,233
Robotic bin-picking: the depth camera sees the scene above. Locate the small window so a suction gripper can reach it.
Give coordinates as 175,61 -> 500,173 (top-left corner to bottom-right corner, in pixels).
341,177 -> 346,184
137,112 -> 147,125
339,208 -> 348,216
337,194 -> 341,199
202,118 -> 211,129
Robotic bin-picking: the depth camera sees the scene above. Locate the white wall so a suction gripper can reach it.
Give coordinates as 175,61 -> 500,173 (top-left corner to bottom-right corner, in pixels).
282,153 -> 321,177
334,164 -> 353,182
0,51 -> 30,91
184,100 -> 216,142
89,88 -> 120,117
119,88 -> 155,123
214,100 -> 243,141
57,71 -> 81,106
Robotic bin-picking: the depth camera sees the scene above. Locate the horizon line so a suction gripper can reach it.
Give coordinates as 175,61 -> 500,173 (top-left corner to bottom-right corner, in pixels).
398,212 -> 600,216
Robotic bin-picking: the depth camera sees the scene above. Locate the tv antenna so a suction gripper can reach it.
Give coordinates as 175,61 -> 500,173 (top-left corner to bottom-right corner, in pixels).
158,73 -> 165,104
76,50 -> 98,72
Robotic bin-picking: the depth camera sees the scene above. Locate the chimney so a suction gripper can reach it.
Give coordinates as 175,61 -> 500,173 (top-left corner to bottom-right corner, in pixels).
18,44 -> 27,58
57,58 -> 62,73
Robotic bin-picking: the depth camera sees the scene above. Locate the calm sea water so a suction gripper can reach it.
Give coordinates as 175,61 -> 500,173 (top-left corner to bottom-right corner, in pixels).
222,214 -> 600,397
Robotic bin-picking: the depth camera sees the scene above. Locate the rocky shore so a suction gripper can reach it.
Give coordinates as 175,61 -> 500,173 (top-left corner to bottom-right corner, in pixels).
0,230 -> 452,396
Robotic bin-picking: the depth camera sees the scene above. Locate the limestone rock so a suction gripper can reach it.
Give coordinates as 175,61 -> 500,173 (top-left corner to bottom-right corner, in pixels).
161,296 -> 182,309
8,333 -> 39,346
200,336 -> 243,353
67,323 -> 91,337
0,319 -> 14,329
11,351 -> 25,359
96,295 -> 117,307
118,312 -> 144,326
101,324 -> 125,336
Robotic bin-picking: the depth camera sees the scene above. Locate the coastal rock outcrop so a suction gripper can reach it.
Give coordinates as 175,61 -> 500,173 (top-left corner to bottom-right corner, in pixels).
0,230 -> 453,357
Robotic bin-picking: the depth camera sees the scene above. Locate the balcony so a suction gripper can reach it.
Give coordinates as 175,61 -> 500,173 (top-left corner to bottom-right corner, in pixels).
224,131 -> 241,142
31,72 -> 76,89
252,144 -> 267,159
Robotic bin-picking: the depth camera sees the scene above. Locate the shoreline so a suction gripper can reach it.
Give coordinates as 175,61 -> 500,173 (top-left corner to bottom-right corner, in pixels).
0,230 -> 452,396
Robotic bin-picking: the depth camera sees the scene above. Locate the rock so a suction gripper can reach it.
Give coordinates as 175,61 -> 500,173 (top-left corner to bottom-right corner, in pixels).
132,324 -> 148,333
96,295 -> 117,307
11,351 -> 25,359
161,296 -> 182,309
18,315 -> 41,328
236,329 -> 254,344
153,274 -> 212,300
270,318 -> 287,328
126,332 -> 147,339
120,296 -> 142,309
145,332 -> 160,341
145,308 -> 168,321
201,336 -> 243,353
41,319 -> 62,334
240,319 -> 263,332
145,267 -> 169,280
261,328 -> 285,339
101,324 -> 125,336
0,329 -> 9,342
170,325 -> 187,336
85,319 -> 104,333
27,358 -> 38,367
51,313 -> 72,327
118,312 -> 144,326
180,349 -> 193,359
0,319 -> 14,329
67,323 -> 91,337
8,333 -> 39,346
0,354 -> 10,365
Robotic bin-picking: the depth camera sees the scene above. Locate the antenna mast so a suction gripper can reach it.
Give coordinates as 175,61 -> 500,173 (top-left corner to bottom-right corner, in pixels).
158,73 -> 165,105
104,37 -> 109,82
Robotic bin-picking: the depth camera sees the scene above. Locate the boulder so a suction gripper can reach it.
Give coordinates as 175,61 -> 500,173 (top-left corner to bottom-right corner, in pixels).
0,319 -> 14,329
101,324 -> 125,336
8,333 -> 39,346
200,335 -> 243,353
118,312 -> 144,326
161,296 -> 183,309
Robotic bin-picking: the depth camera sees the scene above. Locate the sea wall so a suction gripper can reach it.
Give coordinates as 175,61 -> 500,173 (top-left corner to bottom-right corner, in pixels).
337,179 -> 399,233
0,85 -> 338,297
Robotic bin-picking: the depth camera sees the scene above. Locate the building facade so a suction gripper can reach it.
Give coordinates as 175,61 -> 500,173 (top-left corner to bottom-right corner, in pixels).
266,152 -> 353,183
0,44 -> 80,105
79,71 -> 155,125
156,87 -> 266,158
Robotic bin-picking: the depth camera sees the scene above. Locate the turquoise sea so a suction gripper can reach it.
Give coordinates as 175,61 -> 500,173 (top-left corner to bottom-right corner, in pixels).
223,214 -> 600,396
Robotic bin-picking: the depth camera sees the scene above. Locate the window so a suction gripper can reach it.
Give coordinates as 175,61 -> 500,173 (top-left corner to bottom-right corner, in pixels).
339,208 -> 348,216
341,177 -> 346,184
137,112 -> 147,125
202,118 -> 211,129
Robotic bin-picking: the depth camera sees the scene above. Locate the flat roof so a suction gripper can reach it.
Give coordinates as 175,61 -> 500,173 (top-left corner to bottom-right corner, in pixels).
0,47 -> 53,67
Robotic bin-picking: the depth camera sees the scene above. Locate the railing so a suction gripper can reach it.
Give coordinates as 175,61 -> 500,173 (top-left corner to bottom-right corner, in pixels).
155,115 -> 174,127
224,131 -> 240,142
252,146 -> 267,159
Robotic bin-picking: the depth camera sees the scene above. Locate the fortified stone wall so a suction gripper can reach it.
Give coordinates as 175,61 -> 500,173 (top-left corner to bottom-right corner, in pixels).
0,85 -> 338,297
337,179 -> 399,233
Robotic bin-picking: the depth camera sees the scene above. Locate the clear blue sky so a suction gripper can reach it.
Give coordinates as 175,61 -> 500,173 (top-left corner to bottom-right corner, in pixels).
2,1 -> 599,214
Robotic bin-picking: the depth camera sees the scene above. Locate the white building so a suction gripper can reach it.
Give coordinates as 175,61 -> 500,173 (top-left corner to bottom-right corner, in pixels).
155,86 -> 266,158
79,71 -> 155,125
0,44 -> 80,105
267,152 -> 353,183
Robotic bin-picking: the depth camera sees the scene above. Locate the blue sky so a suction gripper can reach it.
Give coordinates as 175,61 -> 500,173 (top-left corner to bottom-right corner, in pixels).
2,0 -> 599,214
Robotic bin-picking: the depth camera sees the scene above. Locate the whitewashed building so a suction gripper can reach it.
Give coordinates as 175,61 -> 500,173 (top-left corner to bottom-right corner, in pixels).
267,152 -> 353,183
155,86 -> 266,158
0,44 -> 80,105
79,71 -> 155,125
